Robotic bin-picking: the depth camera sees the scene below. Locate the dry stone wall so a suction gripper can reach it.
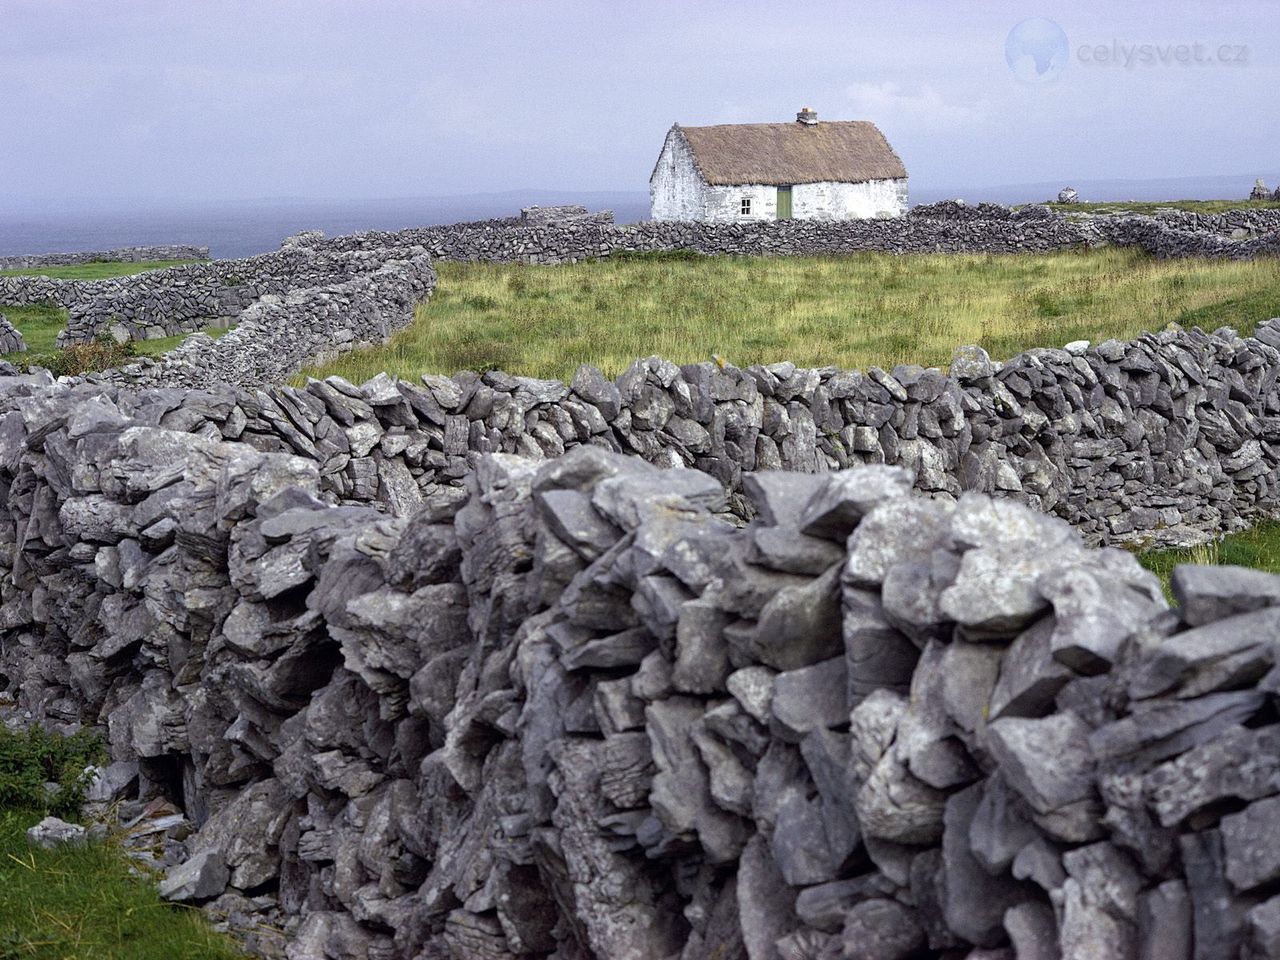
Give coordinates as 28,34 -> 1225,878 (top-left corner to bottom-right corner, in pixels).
0,243 -> 209,271
4,394 -> 1280,959
0,245 -> 434,346
295,202 -> 1280,265
95,251 -> 436,389
47,317 -> 1280,551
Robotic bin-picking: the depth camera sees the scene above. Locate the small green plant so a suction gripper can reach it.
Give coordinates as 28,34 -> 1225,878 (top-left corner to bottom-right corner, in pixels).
22,337 -> 138,377
0,725 -> 106,820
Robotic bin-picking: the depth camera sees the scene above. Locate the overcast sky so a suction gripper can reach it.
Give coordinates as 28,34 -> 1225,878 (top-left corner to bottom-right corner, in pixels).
1,0 -> 1274,205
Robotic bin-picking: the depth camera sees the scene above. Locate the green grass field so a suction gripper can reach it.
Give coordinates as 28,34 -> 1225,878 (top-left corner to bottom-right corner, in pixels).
295,247 -> 1280,384
0,260 -> 202,280
1044,199 -> 1280,215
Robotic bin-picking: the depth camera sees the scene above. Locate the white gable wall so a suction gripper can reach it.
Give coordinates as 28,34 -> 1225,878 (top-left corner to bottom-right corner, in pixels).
650,131 -> 707,221
650,129 -> 909,221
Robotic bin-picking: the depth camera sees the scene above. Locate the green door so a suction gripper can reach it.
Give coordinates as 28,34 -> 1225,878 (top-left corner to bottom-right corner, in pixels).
777,186 -> 793,220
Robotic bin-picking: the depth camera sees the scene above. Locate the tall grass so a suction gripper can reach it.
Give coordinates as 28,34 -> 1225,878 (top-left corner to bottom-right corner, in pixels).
296,247 -> 1280,384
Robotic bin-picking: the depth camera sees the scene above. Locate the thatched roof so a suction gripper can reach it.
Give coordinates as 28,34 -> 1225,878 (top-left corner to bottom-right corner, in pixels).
671,121 -> 906,186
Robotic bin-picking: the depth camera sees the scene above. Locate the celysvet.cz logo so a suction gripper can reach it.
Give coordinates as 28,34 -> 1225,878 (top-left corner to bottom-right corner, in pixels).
1005,18 -> 1250,83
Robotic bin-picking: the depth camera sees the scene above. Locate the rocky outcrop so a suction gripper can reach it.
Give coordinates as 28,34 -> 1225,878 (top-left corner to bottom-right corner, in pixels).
1250,179 -> 1271,201
4,389 -> 1280,958
1058,187 -> 1080,204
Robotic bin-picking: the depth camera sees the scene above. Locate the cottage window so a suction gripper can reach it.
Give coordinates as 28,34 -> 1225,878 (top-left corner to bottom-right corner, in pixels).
740,197 -> 752,216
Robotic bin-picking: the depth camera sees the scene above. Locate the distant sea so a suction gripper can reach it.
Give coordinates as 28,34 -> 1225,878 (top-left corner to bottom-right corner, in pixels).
1,175 -> 1275,260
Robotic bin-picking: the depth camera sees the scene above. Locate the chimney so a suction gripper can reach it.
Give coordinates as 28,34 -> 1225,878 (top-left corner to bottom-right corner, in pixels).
796,106 -> 818,125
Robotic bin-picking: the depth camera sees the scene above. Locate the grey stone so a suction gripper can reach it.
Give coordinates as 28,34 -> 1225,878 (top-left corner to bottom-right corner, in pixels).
1246,895 -> 1280,959
941,782 -> 1031,948
1171,564 -> 1280,627
727,666 -> 776,725
796,465 -> 914,540
1145,724 -> 1280,827
1089,690 -> 1265,769
737,834 -> 796,960
26,816 -> 87,849
989,618 -> 1073,720
158,848 -> 231,903
742,470 -> 829,527
1039,559 -> 1166,672
1127,607 -> 1280,700
970,774 -> 1040,873
1182,829 -> 1256,960
1222,794 -> 1280,891
843,497 -> 955,586
1012,837 -> 1067,893
751,565 -> 842,670
1138,880 -> 1192,960
844,586 -> 919,704
771,656 -> 847,741
1003,901 -> 1061,960
536,488 -> 622,560
838,899 -> 926,960
987,713 -> 1094,814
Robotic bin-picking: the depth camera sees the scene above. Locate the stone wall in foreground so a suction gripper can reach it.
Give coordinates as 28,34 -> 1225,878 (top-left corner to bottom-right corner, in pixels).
4,401 -> 1280,959
52,317 -> 1280,550
0,243 -> 209,271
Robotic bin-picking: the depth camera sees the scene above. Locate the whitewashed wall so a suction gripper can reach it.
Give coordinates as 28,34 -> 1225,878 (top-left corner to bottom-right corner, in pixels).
793,178 -> 908,219
650,129 -> 909,222
650,131 -> 708,221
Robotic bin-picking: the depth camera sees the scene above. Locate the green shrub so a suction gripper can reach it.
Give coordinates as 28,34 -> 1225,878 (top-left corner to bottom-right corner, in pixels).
22,338 -> 138,378
0,726 -> 107,819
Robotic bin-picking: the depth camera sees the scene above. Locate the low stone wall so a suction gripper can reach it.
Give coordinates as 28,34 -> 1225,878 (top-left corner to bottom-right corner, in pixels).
293,202 -> 1280,265
3,406 -> 1280,959
22,317 -> 1277,551
0,245 -> 433,346
97,251 -> 437,389
0,243 -> 208,271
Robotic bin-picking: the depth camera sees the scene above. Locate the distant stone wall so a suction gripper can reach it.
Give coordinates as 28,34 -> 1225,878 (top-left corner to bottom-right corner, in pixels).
96,251 -> 437,389
0,244 -> 208,270
296,202 -> 1280,265
0,245 -> 433,345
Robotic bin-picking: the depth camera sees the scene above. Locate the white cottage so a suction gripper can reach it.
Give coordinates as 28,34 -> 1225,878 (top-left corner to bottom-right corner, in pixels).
649,108 -> 908,222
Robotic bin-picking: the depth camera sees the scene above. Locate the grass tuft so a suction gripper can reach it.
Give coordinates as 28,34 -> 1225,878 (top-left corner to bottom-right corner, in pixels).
0,809 -> 242,960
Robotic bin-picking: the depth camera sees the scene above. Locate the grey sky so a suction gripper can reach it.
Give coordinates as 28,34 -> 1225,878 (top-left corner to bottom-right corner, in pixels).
1,0 -> 1274,204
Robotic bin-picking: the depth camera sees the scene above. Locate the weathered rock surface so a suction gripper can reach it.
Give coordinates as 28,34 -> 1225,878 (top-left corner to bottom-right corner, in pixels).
3,394 -> 1280,959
